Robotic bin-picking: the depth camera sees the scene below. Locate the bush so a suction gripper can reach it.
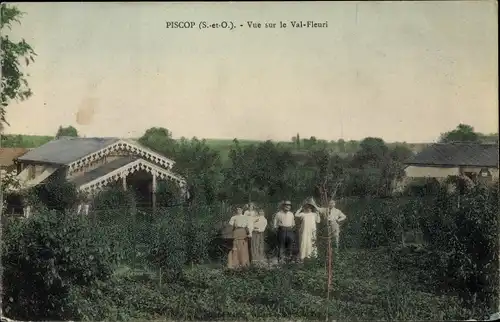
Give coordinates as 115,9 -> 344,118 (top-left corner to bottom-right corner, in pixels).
407,184 -> 499,310
147,213 -> 187,281
29,175 -> 80,212
337,198 -> 406,249
92,187 -> 137,222
404,178 -> 441,197
1,209 -> 120,320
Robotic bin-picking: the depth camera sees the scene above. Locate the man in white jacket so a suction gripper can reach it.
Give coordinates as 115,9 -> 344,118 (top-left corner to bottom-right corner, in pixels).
318,199 -> 347,249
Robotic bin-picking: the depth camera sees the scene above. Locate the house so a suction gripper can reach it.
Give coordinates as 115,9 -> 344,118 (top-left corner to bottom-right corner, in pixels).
0,148 -> 29,171
13,137 -> 186,215
402,142 -> 499,185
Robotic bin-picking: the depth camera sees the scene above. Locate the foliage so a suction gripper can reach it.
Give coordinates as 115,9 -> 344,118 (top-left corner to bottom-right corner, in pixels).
223,140 -> 298,203
92,187 -> 136,222
155,181 -> 183,207
403,177 -> 441,197
418,184 -> 499,308
138,129 -> 223,205
138,127 -> 177,156
342,167 -> 383,197
1,209 -> 120,320
0,133 -> 53,147
55,125 -> 78,138
439,124 -> 480,143
2,186 -> 496,320
0,4 -> 36,129
30,175 -> 81,212
2,123 -> 498,320
173,137 -> 223,205
351,137 -> 390,168
0,169 -> 21,213
34,249 -> 476,321
0,169 -> 20,193
147,213 -> 186,281
478,132 -> 499,143
222,140 -> 258,202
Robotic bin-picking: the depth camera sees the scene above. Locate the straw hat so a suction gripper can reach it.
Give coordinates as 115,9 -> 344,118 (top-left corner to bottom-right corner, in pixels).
302,197 -> 320,212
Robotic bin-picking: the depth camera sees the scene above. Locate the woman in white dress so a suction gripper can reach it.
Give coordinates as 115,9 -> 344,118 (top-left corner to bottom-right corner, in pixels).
295,202 -> 321,261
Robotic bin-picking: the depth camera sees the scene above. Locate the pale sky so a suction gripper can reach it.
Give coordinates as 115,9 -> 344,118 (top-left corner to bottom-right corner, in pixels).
3,1 -> 498,143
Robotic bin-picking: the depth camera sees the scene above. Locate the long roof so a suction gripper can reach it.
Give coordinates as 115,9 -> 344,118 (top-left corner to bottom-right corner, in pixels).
405,142 -> 499,167
16,137 -> 121,164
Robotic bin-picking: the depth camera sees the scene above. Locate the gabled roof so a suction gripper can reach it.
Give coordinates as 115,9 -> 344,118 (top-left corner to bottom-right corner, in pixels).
405,143 -> 499,167
15,137 -> 176,171
16,137 -> 119,164
77,157 -> 186,193
0,148 -> 29,166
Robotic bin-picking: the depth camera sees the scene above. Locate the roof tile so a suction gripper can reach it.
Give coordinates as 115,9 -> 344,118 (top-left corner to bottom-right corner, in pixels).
405,143 -> 499,167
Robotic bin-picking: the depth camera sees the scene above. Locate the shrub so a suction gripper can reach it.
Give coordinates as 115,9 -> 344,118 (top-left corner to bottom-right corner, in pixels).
1,209 -> 120,320
92,187 -> 136,223
147,213 -> 187,281
30,175 -> 80,212
411,184 -> 499,310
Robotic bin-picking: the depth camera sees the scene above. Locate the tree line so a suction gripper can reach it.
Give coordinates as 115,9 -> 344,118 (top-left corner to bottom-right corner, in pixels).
2,123 -> 498,207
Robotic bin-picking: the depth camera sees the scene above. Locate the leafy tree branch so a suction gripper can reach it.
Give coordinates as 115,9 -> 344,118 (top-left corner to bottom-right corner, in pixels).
1,4 -> 36,130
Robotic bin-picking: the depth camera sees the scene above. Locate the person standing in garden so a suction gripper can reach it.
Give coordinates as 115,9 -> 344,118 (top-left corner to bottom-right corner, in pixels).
318,199 -> 347,250
243,202 -> 258,261
227,206 -> 253,269
295,199 -> 321,261
250,209 -> 268,265
272,200 -> 296,263
243,202 -> 258,217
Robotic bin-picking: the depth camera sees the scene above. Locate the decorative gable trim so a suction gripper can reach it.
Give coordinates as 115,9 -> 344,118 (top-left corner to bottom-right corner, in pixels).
78,158 -> 186,194
67,139 -> 175,175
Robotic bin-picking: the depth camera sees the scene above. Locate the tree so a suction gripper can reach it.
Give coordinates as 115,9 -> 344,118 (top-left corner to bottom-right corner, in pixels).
223,140 -> 258,202
337,139 -> 346,153
389,144 -> 414,163
55,125 -> 78,138
346,140 -> 359,154
138,127 -> 176,157
173,137 -> 223,204
351,137 -> 389,168
439,124 -> 479,143
478,132 -> 499,143
1,168 -> 21,212
385,144 -> 415,193
1,4 -> 36,130
305,148 -> 346,198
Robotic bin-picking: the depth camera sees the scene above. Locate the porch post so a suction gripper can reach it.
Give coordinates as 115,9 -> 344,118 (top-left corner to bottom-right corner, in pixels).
122,175 -> 127,191
152,172 -> 157,214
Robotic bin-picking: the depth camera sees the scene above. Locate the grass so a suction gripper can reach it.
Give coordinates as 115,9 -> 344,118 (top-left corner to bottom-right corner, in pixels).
1,133 -> 53,148
94,247 -> 475,321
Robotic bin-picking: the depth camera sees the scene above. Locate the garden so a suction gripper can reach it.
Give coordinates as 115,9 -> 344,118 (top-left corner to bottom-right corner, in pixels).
2,180 -> 498,321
